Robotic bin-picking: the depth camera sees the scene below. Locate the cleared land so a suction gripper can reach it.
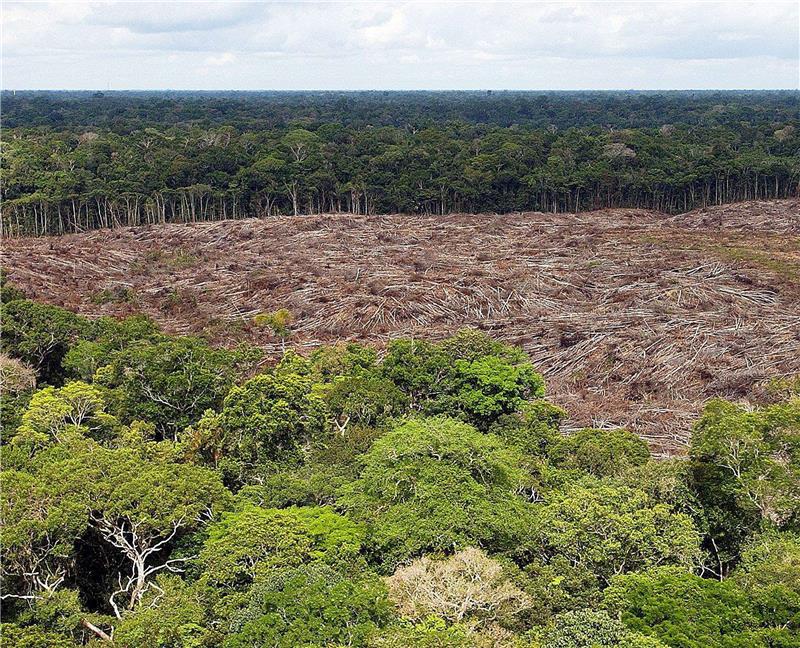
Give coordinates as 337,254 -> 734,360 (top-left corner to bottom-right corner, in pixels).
3,199 -> 799,455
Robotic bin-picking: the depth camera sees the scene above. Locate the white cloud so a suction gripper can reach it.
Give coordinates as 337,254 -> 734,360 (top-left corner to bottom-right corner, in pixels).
2,1 -> 797,89
204,52 -> 236,66
87,2 -> 265,34
359,9 -> 410,46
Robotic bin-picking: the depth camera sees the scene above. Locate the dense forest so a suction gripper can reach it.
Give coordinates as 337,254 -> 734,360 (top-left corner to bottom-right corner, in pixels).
2,91 -> 798,236
1,275 -> 798,648
5,91 -> 800,131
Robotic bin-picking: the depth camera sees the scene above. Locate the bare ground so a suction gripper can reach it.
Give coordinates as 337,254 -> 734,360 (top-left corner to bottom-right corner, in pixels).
3,199 -> 799,455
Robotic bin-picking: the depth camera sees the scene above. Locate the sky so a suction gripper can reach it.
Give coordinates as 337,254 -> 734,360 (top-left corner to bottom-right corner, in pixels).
2,1 -> 799,90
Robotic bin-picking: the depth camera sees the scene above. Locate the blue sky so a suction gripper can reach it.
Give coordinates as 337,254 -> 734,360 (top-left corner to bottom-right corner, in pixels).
3,1 -> 798,90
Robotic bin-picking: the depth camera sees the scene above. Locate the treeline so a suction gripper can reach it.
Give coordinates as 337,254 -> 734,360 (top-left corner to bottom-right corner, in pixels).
3,117 -> 798,236
1,278 -> 798,647
4,91 -> 800,131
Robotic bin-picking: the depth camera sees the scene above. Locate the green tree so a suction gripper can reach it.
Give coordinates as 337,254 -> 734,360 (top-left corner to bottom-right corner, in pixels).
0,268 -> 26,303
488,400 -> 566,458
0,354 -> 37,434
0,469 -> 87,601
253,308 -> 293,353
224,564 -> 390,648
96,336 -> 246,440
322,373 -> 407,434
690,398 -> 800,574
206,364 -> 327,474
38,442 -> 232,618
444,355 -> 544,429
618,459 -> 701,515
199,504 -> 363,589
692,399 -> 800,525
110,575 -> 219,648
10,589 -> 85,644
380,339 -> 448,411
603,567 -> 764,648
533,483 -> 701,584
339,417 -> 535,569
520,556 -> 603,624
0,300 -> 89,384
381,330 -> 545,429
368,617 -> 475,648
733,533 -> 800,641
309,343 -> 378,380
0,624 -> 77,648
538,609 -> 667,648
62,314 -> 161,382
12,381 -> 118,450
549,427 -> 650,477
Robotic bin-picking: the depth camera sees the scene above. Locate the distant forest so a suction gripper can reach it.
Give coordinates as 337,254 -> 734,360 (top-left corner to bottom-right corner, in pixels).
2,91 -> 798,236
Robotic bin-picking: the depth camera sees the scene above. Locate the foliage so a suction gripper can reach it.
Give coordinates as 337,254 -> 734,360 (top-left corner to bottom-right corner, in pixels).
12,381 -> 118,450
692,398 -> 800,526
199,505 -> 363,588
0,624 -> 77,648
0,467 -> 88,600
96,336 -> 246,439
379,339 -> 448,411
0,354 -> 36,433
12,589 -> 84,640
339,417 -> 535,568
549,427 -> 650,477
446,355 -> 544,429
110,575 -> 219,648
61,314 -> 161,381
618,459 -> 702,518
368,616 -> 475,647
381,330 -> 545,429
520,557 -> 603,623
18,439 -> 233,616
233,425 -> 386,509
537,609 -> 667,648
5,90 -> 798,131
488,400 -> 566,458
254,308 -> 293,336
3,295 -> 800,646
689,398 -> 800,572
209,364 -> 327,476
533,483 -> 702,583
309,342 -> 378,379
0,300 -> 90,384
224,564 -> 391,648
322,373 -> 408,432
0,268 -> 26,302
733,533 -> 800,639
603,567 -> 767,648
74,444 -> 231,543
3,91 -> 799,236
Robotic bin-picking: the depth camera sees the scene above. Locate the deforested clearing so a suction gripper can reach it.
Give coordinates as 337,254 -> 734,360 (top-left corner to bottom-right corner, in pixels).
3,198 -> 799,455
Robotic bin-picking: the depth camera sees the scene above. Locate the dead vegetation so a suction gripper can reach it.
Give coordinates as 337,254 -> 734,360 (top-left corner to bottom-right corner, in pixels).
3,199 -> 799,455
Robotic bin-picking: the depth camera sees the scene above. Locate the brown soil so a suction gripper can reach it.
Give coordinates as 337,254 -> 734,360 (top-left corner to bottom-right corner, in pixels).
3,199 -> 799,455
